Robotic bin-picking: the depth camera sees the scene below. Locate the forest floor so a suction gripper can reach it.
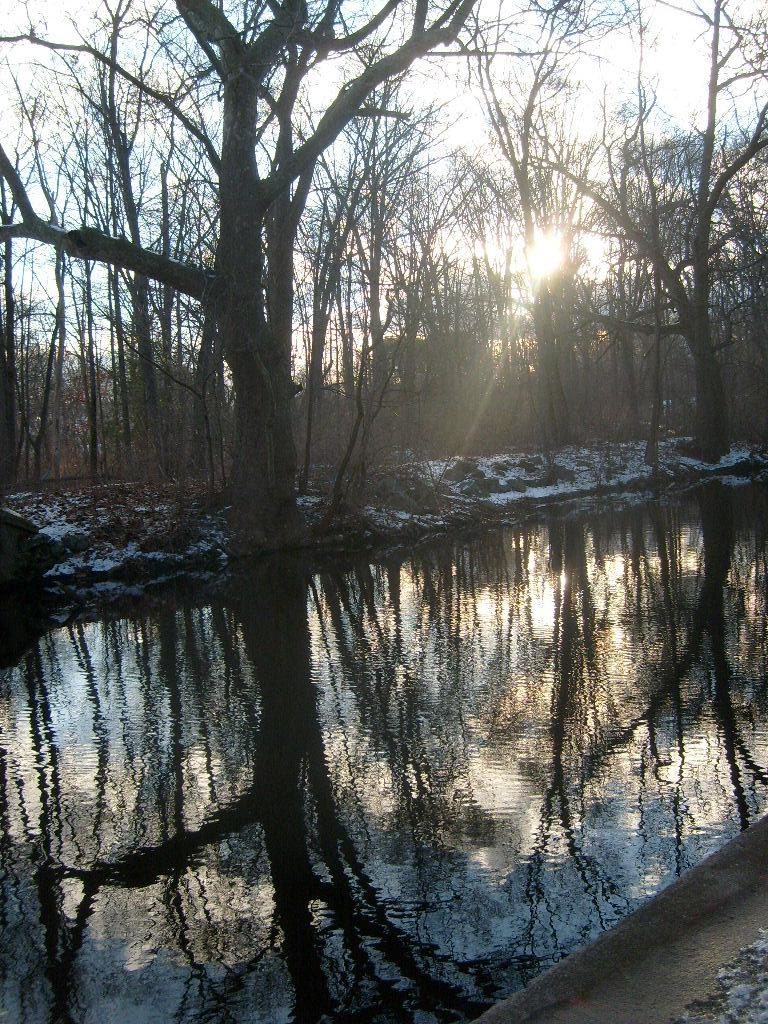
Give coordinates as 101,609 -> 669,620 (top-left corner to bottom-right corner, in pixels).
4,437 -> 767,611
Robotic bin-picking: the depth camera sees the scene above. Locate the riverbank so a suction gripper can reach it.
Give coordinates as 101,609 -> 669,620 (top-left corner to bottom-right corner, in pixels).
471,813 -> 768,1024
3,439 -> 767,609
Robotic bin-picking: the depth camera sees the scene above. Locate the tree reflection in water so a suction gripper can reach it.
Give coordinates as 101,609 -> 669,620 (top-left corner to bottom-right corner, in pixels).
1,483 -> 767,1023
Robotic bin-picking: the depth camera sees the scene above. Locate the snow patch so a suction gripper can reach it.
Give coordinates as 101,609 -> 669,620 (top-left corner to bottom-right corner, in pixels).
677,928 -> 768,1023
39,521 -> 88,542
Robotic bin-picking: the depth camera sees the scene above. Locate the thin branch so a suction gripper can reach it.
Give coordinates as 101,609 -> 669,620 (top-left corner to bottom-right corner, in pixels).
0,32 -> 221,173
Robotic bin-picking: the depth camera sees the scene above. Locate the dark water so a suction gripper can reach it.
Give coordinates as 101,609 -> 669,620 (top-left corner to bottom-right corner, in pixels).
2,482 -> 768,1024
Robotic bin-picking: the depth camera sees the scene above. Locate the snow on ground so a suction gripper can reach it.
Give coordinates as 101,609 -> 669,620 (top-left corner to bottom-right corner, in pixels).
5,481 -> 229,594
362,440 -> 766,537
4,441 -> 766,592
677,930 -> 768,1024
453,440 -> 757,508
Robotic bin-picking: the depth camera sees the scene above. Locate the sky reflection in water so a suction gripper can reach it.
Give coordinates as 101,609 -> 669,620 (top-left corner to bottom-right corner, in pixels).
1,482 -> 768,1023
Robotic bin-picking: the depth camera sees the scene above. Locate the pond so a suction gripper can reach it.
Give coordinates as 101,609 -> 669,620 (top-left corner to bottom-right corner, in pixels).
2,481 -> 768,1024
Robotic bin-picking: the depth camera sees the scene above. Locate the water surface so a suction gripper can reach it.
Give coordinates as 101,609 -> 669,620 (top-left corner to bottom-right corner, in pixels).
2,482 -> 768,1023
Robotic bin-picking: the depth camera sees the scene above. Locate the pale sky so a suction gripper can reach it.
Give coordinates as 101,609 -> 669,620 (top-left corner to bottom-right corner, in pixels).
2,0 -> 731,135
1,0 -> 761,287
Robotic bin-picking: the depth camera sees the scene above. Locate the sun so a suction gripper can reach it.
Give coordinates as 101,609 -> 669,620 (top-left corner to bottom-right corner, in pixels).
526,229 -> 564,282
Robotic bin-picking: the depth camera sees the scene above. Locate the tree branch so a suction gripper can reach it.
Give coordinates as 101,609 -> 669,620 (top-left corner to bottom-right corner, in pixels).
0,32 -> 222,173
0,219 -> 214,300
587,312 -> 684,337
546,152 -> 692,323
309,0 -> 400,53
175,0 -> 244,53
704,101 -> 768,224
257,0 -> 476,206
0,145 -> 36,222
0,142 -> 213,299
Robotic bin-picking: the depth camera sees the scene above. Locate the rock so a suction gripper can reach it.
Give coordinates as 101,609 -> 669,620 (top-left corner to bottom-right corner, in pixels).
404,476 -> 440,506
375,478 -> 420,512
535,464 -> 577,486
720,456 -> 757,477
498,479 -> 528,493
61,529 -> 90,553
0,507 -> 36,533
462,475 -> 501,495
0,590 -> 69,667
480,477 -> 502,494
491,458 -> 514,473
444,458 -> 477,482
517,456 -> 544,473
0,508 -> 53,585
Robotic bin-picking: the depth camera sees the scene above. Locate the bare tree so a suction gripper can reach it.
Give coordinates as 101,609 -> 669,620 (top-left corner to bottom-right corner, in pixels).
475,0 -> 615,447
0,0 -> 479,541
551,0 -> 768,460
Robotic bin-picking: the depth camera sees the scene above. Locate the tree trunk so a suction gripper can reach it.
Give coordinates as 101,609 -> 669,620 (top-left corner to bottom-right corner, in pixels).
160,161 -> 175,473
84,263 -> 99,479
0,233 -> 16,490
688,0 -> 728,463
218,180 -> 297,538
619,330 -> 641,436
300,320 -> 325,493
225,333 -> 299,543
338,275 -> 356,414
216,64 -> 306,544
533,287 -> 571,447
645,271 -> 663,468
50,250 -> 67,480
691,336 -> 729,462
109,266 -> 133,469
193,303 -> 217,489
687,240 -> 729,460
129,272 -> 165,474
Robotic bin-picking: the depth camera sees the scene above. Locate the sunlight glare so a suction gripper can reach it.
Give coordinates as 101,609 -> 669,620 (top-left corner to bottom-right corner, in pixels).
526,230 -> 564,283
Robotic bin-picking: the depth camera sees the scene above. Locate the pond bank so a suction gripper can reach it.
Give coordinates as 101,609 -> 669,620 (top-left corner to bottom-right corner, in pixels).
3,440 -> 767,609
471,813 -> 768,1024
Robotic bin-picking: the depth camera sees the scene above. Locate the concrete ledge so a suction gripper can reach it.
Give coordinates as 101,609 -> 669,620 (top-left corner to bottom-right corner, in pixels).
472,815 -> 768,1024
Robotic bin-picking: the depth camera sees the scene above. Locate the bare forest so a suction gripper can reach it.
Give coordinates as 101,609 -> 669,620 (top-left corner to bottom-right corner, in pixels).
1,0 -> 767,544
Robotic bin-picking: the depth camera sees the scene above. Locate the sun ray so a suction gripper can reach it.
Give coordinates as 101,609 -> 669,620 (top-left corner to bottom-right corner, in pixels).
526,229 -> 564,283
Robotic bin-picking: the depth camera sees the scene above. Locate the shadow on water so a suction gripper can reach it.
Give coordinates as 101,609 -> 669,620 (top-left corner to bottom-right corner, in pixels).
1,483 -> 768,1022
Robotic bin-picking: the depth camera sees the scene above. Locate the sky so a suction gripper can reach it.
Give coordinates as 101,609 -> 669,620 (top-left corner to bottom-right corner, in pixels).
0,0 -> 761,294
2,0 -> 728,134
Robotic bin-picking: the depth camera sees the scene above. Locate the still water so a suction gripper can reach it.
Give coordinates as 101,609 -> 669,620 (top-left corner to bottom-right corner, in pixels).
2,482 -> 768,1023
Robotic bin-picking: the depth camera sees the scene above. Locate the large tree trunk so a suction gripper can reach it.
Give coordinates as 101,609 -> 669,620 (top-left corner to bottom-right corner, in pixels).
691,336 -> 729,462
226,334 -> 299,543
689,264 -> 729,461
0,233 -> 16,490
686,0 -> 729,465
219,218 -> 298,540
217,72 -> 299,544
